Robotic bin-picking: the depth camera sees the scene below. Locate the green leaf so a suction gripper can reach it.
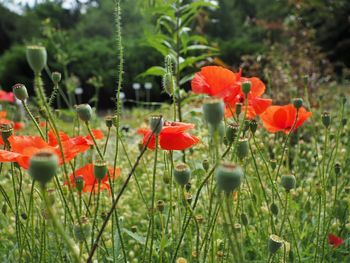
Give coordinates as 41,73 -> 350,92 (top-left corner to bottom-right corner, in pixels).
122,228 -> 146,245
138,66 -> 165,78
179,73 -> 194,85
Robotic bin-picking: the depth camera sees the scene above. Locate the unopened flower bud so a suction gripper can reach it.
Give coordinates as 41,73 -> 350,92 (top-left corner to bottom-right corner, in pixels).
321,112 -> 331,128
202,159 -> 209,172
29,151 -> 58,185
242,81 -> 251,96
250,119 -> 258,134
52,72 -> 61,84
281,174 -> 296,192
157,200 -> 165,212
174,163 -> 191,186
149,115 -> 163,135
76,104 -> 92,122
163,73 -> 175,95
75,176 -> 84,192
202,99 -> 224,128
105,116 -> 113,128
270,202 -> 279,216
270,159 -> 277,170
334,163 -> 341,175
235,103 -> 242,116
292,98 -> 303,109
12,83 -> 28,101
216,163 -> 243,193
26,45 -> 47,74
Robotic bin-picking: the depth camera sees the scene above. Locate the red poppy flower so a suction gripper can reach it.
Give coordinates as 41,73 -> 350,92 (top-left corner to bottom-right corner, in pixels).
137,121 -> 200,150
66,163 -> 120,193
328,234 -> 344,248
191,66 -> 271,119
0,90 -> 15,103
260,104 -> 312,134
0,130 -> 104,169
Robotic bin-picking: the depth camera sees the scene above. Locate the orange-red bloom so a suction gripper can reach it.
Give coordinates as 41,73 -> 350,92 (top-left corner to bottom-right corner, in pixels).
0,130 -> 104,169
260,104 -> 312,134
137,121 -> 200,150
328,234 -> 344,248
66,163 -> 120,193
0,90 -> 15,103
191,66 -> 272,119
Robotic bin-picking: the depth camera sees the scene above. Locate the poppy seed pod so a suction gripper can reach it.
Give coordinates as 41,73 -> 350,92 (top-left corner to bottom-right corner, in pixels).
242,81 -> 251,96
157,200 -> 165,212
75,176 -> 84,193
0,123 -> 13,144
76,104 -> 92,122
240,213 -> 249,226
216,163 -> 243,193
163,72 -> 175,96
29,151 -> 58,185
270,159 -> 277,170
292,98 -> 303,109
202,159 -> 209,172
93,161 -> 108,182
250,120 -> 258,134
226,123 -> 239,144
235,103 -> 242,116
149,115 -> 163,135
268,234 -> 284,254
237,138 -> 249,160
202,99 -> 224,128
321,112 -> 331,128
174,163 -> 191,186
105,116 -> 113,128
52,72 -> 61,84
270,202 -> 279,216
26,45 -> 47,74
334,163 -> 341,175
281,174 -> 296,192
12,83 -> 29,101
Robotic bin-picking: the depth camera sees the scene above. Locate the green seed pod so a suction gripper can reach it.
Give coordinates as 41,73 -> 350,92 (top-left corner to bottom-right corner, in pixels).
149,115 -> 163,135
240,213 -> 249,226
237,138 -> 249,160
270,159 -> 277,170
94,161 -> 108,182
131,225 -> 138,233
12,83 -> 29,101
235,103 -> 243,116
52,71 -> 61,84
202,99 -> 224,128
75,175 -> 84,192
321,112 -> 331,128
268,234 -> 283,254
74,217 -> 91,242
163,72 -> 175,96
250,120 -> 258,134
242,81 -> 251,96
163,175 -> 170,184
202,159 -> 209,172
216,163 -> 243,193
174,163 -> 191,186
226,123 -> 239,144
76,104 -> 92,122
29,151 -> 58,186
157,200 -> 165,212
334,163 -> 341,175
270,203 -> 279,216
281,174 -> 296,192
26,45 -> 47,74
105,116 -> 113,128
0,123 -> 13,145
292,98 -> 303,109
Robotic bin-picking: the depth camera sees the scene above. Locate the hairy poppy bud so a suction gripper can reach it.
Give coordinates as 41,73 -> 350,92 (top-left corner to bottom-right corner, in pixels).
202,159 -> 209,172
52,72 -> 61,84
292,98 -> 303,109
281,174 -> 296,192
270,202 -> 279,216
12,83 -> 28,101
235,103 -> 242,116
75,176 -> 84,192
202,99 -> 224,128
216,163 -> 243,193
237,138 -> 249,160
163,72 -> 175,96
242,81 -> 251,96
226,123 -> 238,144
26,45 -> 47,75
268,234 -> 283,254
149,115 -> 163,135
250,120 -> 258,134
93,161 -> 108,182
29,151 -> 58,186
321,112 -> 331,128
74,216 -> 91,242
76,104 -> 92,122
174,163 -> 191,186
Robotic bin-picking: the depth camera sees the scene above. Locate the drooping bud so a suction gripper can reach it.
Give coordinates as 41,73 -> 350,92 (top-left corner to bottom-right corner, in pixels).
26,45 -> 47,75
216,163 -> 243,193
242,81 -> 251,96
226,123 -> 239,144
237,138 -> 249,160
202,99 -> 224,128
174,163 -> 191,186
163,72 -> 175,96
52,72 -> 61,84
281,174 -> 296,192
321,112 -> 331,128
149,115 -> 163,135
12,83 -> 29,101
105,116 -> 113,128
76,104 -> 92,122
292,98 -> 303,109
268,234 -> 284,254
29,151 -> 58,186
93,160 -> 108,182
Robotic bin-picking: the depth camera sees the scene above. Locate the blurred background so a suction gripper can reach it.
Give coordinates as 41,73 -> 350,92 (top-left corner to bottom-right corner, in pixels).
0,0 -> 349,109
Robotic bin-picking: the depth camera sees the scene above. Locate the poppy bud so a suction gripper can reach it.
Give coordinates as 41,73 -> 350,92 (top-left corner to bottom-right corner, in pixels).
26,45 -> 47,74
321,112 -> 331,128
75,176 -> 84,192
52,72 -> 61,84
240,213 -> 249,226
226,123 -> 239,144
149,115 -> 163,135
157,200 -> 165,212
93,161 -> 108,182
268,234 -> 283,254
74,216 -> 91,242
235,103 -> 242,116
237,138 -> 249,160
29,151 -> 58,186
131,225 -> 138,233
21,213 -> 28,220
202,99 -> 224,128
163,72 -> 175,96
270,202 -> 279,216
334,163 -> 341,175
202,159 -> 209,172
281,174 -> 296,192
12,83 -> 29,101
292,98 -> 303,109
242,81 -> 251,96
163,175 -> 170,184
76,104 -> 92,122
104,116 -> 113,129
250,120 -> 258,134
270,159 -> 277,170
216,163 -> 243,193
174,163 -> 191,186
0,123 -> 13,145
